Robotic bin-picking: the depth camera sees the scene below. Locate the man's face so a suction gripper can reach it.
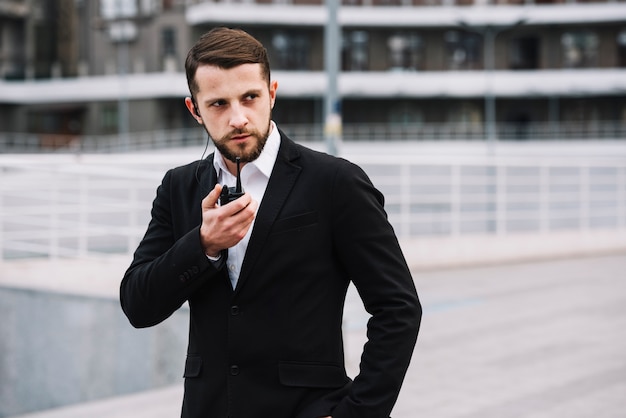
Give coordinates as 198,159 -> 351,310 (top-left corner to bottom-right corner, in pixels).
187,63 -> 277,165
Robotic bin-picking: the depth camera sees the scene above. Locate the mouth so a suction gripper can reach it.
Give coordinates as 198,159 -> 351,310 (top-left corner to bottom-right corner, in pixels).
230,133 -> 250,142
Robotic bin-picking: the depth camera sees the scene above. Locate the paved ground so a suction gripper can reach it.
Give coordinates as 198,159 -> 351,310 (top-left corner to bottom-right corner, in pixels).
9,253 -> 626,418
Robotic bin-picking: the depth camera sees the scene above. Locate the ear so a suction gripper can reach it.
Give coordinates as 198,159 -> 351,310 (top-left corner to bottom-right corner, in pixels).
184,97 -> 203,124
269,80 -> 278,109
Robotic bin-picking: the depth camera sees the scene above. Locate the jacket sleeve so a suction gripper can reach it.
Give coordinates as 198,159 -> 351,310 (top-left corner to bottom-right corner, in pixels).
119,168 -> 224,328
329,160 -> 422,418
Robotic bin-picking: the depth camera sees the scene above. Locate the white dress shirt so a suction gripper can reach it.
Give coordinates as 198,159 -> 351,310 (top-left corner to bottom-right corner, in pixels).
212,121 -> 281,289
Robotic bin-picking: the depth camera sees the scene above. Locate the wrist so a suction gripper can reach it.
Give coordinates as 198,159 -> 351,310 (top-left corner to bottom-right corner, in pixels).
200,227 -> 221,259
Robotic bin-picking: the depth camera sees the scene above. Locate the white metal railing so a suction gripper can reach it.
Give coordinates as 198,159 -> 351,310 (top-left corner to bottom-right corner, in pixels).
1,147 -> 625,261
357,158 -> 626,239
1,121 -> 625,154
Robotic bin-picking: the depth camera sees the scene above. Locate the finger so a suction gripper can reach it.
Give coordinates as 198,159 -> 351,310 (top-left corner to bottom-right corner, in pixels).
235,198 -> 258,226
222,192 -> 253,215
224,197 -> 257,232
246,197 -> 259,215
202,184 -> 223,211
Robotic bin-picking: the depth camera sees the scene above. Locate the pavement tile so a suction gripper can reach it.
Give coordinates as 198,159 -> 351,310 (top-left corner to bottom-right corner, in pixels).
7,253 -> 626,418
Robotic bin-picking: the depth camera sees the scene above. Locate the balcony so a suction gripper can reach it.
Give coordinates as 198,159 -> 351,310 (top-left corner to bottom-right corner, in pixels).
1,69 -> 625,104
186,1 -> 626,26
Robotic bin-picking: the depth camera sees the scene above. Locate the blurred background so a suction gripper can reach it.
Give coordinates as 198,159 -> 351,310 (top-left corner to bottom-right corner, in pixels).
0,0 -> 625,417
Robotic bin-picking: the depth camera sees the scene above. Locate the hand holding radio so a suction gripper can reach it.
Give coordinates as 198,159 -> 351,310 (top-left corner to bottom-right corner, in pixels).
200,157 -> 257,257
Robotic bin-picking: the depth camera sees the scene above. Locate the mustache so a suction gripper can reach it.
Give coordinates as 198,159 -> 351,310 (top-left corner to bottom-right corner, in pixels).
223,128 -> 253,140
230,128 -> 246,135
213,130 -> 245,144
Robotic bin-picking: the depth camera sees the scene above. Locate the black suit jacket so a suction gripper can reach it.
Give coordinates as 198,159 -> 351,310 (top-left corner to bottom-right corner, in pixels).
120,132 -> 421,418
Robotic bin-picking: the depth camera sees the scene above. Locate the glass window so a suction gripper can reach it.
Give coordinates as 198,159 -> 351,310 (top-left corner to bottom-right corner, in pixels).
388,102 -> 423,124
509,36 -> 540,70
444,30 -> 481,70
617,29 -> 626,68
447,101 -> 481,125
271,31 -> 310,70
387,32 -> 423,71
101,104 -> 118,133
342,30 -> 369,71
100,0 -> 157,18
561,30 -> 598,68
162,27 -> 176,57
139,0 -> 158,15
100,0 -> 138,19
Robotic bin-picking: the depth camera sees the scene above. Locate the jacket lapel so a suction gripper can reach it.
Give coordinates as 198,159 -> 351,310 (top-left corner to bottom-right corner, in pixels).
199,153 -> 217,201
234,133 -> 301,295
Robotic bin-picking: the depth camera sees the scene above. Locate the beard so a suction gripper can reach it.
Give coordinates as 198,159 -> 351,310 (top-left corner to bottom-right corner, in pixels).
210,123 -> 270,164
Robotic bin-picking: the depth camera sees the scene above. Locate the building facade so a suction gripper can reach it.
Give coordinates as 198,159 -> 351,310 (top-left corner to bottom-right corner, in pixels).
1,0 -> 625,147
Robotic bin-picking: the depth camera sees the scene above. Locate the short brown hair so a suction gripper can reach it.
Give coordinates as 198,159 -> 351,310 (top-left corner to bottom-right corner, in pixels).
185,27 -> 271,98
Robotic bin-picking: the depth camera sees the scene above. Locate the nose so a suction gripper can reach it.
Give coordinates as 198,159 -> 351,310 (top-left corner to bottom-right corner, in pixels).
229,103 -> 248,130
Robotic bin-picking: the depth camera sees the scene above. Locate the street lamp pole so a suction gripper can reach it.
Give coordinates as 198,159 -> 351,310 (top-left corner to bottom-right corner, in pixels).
324,0 -> 341,156
483,27 -> 496,146
458,19 -> 526,149
106,0 -> 138,152
117,35 -> 130,151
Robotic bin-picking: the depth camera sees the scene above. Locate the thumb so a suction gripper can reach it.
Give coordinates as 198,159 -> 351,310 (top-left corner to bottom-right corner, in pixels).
202,184 -> 223,211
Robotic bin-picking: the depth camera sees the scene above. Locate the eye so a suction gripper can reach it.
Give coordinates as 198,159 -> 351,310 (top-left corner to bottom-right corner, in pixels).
211,99 -> 227,107
245,93 -> 258,101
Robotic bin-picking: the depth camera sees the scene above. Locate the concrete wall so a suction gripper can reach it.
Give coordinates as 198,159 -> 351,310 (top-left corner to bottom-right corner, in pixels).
0,282 -> 189,418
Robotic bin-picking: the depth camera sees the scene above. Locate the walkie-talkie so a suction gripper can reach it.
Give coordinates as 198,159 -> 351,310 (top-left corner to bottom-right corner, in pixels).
219,157 -> 245,205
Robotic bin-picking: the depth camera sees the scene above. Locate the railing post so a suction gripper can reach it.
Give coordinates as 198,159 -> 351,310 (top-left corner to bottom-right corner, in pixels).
580,164 -> 590,231
540,164 -> 549,233
400,162 -> 411,238
128,186 -> 138,255
619,166 -> 626,230
450,164 -> 460,237
49,169 -> 60,259
79,173 -> 88,257
496,161 -> 507,235
0,170 -> 4,263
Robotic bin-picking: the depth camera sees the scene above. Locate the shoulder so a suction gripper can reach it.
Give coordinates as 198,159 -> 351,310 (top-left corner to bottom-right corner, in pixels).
279,131 -> 361,175
164,155 -> 213,181
279,133 -> 380,200
154,155 -> 214,203
170,156 -> 211,174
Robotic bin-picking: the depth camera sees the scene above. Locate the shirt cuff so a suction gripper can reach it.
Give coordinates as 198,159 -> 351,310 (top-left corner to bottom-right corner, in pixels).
206,253 -> 221,262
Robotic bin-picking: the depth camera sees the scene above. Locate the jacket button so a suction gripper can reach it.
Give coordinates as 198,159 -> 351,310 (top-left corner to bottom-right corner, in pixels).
178,274 -> 186,282
231,306 -> 239,316
230,365 -> 239,376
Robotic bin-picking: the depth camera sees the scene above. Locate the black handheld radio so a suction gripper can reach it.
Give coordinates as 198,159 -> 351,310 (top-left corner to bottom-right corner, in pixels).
219,157 -> 245,205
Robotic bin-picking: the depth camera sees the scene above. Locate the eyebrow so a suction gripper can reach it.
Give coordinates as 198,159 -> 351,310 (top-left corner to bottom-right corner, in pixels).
203,89 -> 265,106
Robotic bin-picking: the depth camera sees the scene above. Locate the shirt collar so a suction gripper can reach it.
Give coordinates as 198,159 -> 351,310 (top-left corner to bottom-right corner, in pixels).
213,121 -> 280,179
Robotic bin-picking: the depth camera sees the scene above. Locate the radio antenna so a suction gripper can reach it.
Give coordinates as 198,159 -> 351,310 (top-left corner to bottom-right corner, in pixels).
235,157 -> 242,193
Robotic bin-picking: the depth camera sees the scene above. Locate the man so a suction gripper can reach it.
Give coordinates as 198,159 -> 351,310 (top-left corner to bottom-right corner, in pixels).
120,27 -> 421,418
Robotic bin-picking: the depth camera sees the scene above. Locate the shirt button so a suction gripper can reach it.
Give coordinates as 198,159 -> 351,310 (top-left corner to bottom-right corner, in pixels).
231,306 -> 240,316
230,365 -> 239,376
228,264 -> 236,272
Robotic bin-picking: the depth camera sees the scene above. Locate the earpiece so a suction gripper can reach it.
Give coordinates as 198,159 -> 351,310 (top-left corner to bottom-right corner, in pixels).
192,99 -> 202,123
